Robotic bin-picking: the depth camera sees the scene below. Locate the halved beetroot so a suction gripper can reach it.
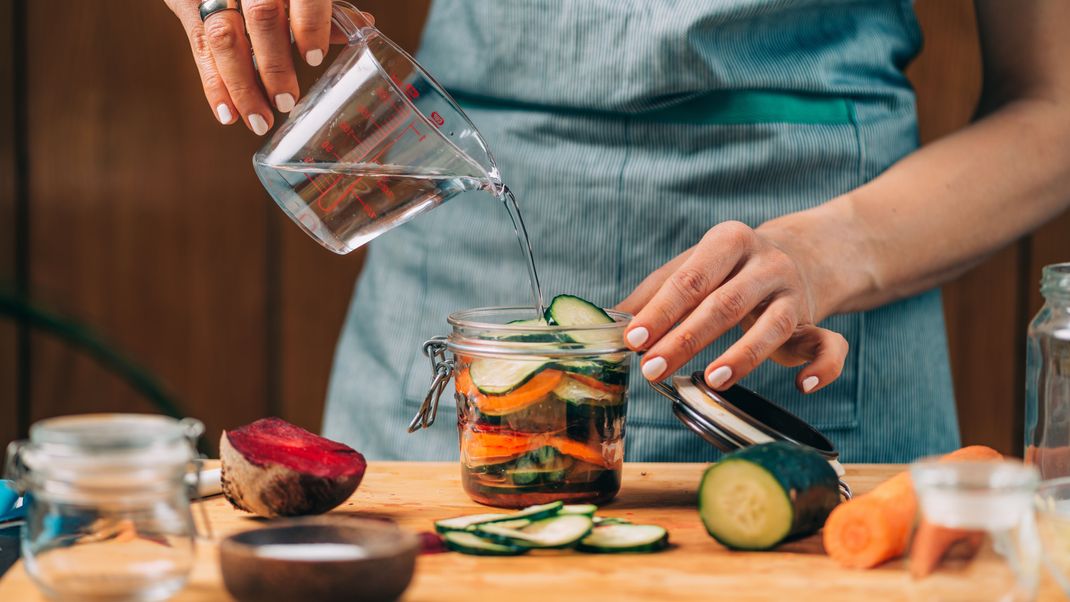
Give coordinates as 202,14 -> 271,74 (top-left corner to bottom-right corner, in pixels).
220,417 -> 367,518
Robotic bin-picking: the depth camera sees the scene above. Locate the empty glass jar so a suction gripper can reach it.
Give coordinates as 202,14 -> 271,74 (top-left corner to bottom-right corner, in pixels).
5,414 -> 203,602
1025,263 -> 1070,479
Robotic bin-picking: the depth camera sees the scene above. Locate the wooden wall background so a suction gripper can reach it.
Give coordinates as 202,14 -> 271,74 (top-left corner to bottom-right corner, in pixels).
0,0 -> 1067,456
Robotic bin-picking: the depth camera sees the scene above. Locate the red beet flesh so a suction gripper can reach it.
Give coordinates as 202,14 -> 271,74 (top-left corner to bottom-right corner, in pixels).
220,418 -> 367,518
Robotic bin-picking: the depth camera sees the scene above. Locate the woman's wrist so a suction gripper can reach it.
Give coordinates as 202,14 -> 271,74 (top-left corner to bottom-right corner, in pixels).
755,195 -> 879,322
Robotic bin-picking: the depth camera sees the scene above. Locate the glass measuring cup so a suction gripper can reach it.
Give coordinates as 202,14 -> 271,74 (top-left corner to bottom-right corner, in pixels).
254,1 -> 502,254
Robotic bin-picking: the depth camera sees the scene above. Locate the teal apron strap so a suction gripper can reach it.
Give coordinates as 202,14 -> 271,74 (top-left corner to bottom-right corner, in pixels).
451,89 -> 853,126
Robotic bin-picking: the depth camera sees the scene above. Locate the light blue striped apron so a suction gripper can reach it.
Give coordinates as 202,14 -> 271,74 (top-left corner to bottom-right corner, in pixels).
321,0 -> 960,463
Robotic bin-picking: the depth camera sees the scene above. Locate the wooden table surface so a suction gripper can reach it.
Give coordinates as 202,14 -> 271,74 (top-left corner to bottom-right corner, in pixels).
0,462 -> 1062,601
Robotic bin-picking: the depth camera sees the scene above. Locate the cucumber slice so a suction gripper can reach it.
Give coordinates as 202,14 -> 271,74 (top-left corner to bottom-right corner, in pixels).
435,501 -> 563,533
507,318 -> 548,326
553,360 -> 629,387
560,504 -> 599,516
577,524 -> 669,553
593,516 -> 631,526
469,358 -> 550,395
544,295 -> 620,346
699,442 -> 840,551
435,513 -> 512,534
553,376 -> 622,406
443,531 -> 529,556
485,519 -> 532,530
506,501 -> 565,521
475,515 -> 594,549
544,294 -> 613,326
502,318 -> 564,343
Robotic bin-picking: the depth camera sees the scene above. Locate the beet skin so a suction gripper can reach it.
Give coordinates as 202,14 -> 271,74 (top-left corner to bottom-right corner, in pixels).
220,417 -> 367,518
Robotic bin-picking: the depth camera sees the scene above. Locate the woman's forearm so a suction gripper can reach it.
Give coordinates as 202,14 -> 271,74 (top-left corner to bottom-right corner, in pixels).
760,94 -> 1070,320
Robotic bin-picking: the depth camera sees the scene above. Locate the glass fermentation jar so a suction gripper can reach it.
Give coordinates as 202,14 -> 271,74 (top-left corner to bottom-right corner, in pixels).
5,414 -> 204,602
412,306 -> 633,508
1025,263 -> 1070,479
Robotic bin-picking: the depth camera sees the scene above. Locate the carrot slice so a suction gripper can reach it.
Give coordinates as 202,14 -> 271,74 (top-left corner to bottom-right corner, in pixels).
473,370 -> 564,416
549,437 -> 614,469
823,445 -> 1002,570
462,430 -> 547,465
454,368 -> 475,396
569,373 -> 626,394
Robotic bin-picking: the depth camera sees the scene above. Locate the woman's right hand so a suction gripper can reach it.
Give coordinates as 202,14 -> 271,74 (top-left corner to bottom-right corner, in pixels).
164,0 -> 374,135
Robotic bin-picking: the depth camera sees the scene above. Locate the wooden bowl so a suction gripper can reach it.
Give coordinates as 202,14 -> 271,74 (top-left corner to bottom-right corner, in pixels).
220,518 -> 419,602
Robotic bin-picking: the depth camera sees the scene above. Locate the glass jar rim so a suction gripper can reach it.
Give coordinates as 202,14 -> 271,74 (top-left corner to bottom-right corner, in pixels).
910,458 -> 1039,492
445,305 -> 633,357
1041,262 -> 1070,297
18,414 -> 202,477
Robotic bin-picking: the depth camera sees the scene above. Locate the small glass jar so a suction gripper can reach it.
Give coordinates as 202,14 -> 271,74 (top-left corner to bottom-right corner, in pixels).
5,414 -> 204,602
413,306 -> 633,508
908,459 -> 1040,602
1025,262 -> 1070,479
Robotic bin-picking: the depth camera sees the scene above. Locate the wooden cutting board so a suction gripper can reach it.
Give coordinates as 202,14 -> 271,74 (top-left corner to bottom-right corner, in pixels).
0,462 -> 1060,601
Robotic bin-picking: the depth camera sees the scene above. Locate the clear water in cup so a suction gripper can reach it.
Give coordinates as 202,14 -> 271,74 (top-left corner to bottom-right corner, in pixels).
253,20 -> 545,314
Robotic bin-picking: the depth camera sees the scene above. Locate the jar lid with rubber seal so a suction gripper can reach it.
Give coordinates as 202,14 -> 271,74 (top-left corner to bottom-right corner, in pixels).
649,372 -> 853,499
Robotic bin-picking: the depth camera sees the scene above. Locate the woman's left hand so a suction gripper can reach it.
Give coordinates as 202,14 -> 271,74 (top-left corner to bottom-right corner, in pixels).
616,220 -> 848,394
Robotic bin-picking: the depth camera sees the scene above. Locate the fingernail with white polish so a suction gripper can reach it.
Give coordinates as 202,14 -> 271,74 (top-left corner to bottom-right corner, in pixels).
626,327 -> 649,348
707,366 -> 732,389
306,49 -> 324,66
248,114 -> 269,136
802,376 -> 820,393
641,357 -> 667,381
275,93 -> 295,113
215,103 -> 233,124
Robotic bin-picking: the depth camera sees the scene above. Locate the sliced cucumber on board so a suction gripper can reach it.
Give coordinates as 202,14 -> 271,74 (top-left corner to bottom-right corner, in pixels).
443,532 -> 529,556
435,501 -> 563,534
505,501 -> 565,521
435,513 -> 512,534
699,442 -> 840,551
469,358 -> 550,395
475,515 -> 594,549
559,504 -> 599,516
433,502 -> 667,556
577,524 -> 669,553
593,516 -> 631,526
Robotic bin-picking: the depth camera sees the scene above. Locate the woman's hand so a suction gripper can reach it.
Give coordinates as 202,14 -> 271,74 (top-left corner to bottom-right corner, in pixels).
616,220 -> 848,394
164,0 -> 374,134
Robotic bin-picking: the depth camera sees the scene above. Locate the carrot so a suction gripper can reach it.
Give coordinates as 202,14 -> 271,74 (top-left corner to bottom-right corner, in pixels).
569,373 -> 626,394
472,370 -> 564,416
454,368 -> 475,397
909,522 -> 985,578
908,445 -> 1003,577
822,445 -> 1002,569
462,430 -> 546,465
549,437 -> 614,469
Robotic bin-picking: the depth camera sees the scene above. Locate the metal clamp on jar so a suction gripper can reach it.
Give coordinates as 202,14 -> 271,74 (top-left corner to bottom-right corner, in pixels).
5,414 -> 205,602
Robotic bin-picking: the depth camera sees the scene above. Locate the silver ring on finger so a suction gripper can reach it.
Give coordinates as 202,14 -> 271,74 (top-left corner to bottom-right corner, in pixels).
198,0 -> 240,22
